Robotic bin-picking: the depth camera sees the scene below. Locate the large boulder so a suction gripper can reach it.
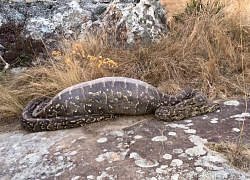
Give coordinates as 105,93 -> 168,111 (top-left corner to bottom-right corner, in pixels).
0,0 -> 168,46
88,0 -> 168,45
0,0 -> 108,40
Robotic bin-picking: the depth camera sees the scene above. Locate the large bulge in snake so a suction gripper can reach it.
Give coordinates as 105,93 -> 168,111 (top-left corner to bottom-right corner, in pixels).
32,77 -> 169,118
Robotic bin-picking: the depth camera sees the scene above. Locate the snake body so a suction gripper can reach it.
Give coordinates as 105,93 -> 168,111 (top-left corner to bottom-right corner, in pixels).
21,77 -> 220,132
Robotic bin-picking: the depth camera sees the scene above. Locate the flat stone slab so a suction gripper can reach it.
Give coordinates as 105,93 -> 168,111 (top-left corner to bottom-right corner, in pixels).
0,99 -> 250,179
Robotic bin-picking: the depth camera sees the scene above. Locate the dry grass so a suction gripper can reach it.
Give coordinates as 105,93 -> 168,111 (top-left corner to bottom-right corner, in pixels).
0,86 -> 23,119
0,0 -> 249,119
0,38 -> 118,119
114,0 -> 250,96
208,142 -> 250,172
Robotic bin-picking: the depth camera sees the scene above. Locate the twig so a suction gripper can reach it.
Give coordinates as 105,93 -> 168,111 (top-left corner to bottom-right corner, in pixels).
237,0 -> 246,148
0,55 -> 10,71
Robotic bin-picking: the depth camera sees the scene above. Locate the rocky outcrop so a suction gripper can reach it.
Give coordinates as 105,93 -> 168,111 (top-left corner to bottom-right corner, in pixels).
89,0 -> 168,45
0,0 -> 168,46
0,0 -> 108,40
1,99 -> 250,179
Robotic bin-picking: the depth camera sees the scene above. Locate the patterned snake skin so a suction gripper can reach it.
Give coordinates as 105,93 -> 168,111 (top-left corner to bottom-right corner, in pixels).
21,77 -> 220,132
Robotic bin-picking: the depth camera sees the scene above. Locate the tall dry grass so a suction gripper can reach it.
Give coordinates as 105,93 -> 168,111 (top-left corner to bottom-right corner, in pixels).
0,0 -> 249,120
0,37 -> 118,119
113,0 -> 250,96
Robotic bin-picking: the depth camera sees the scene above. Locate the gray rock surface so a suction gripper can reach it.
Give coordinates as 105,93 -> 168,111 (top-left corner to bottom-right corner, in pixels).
0,0 -> 168,46
89,0 -> 168,45
1,99 -> 250,179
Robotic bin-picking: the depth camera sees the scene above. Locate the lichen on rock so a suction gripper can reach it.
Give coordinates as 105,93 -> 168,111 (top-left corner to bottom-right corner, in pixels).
0,0 -> 168,47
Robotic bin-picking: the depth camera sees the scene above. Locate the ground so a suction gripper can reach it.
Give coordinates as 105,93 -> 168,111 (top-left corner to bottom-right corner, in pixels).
1,99 -> 250,179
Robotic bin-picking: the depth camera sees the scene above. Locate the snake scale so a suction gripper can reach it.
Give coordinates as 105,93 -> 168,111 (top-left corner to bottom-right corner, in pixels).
21,77 -> 220,132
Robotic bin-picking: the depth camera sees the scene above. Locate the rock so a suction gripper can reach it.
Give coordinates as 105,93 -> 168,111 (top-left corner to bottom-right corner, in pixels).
0,0 -> 168,46
0,1 -> 105,39
88,0 -> 168,45
10,67 -> 27,74
0,99 -> 250,179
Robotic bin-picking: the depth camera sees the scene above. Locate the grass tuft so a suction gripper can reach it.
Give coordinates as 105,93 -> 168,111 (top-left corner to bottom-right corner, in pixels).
0,85 -> 23,119
208,142 -> 250,172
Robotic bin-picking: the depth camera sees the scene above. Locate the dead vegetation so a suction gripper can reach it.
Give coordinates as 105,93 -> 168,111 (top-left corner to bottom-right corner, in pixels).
208,142 -> 250,172
0,0 -> 249,119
